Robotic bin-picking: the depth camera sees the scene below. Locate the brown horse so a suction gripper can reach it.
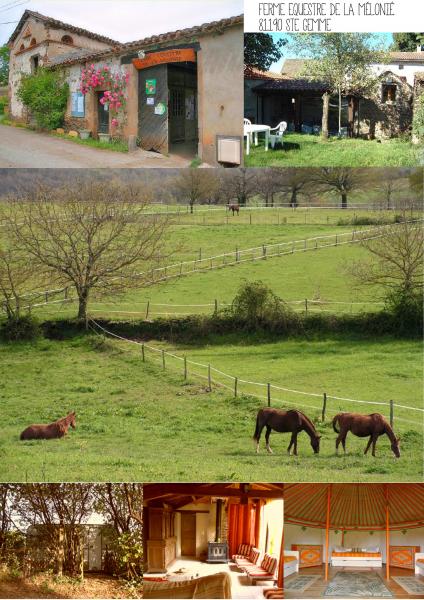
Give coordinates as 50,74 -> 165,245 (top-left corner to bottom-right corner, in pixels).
253,408 -> 321,455
20,412 -> 76,440
228,203 -> 240,215
332,412 -> 400,458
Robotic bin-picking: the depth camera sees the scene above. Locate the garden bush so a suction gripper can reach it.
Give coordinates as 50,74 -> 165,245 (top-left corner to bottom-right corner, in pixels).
0,96 -> 8,115
0,314 -> 41,341
17,68 -> 69,130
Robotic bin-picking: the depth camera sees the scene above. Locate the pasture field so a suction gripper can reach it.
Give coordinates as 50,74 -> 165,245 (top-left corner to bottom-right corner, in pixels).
0,334 -> 422,482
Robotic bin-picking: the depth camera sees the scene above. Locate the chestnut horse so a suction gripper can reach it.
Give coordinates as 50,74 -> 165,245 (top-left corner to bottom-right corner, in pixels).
20,412 -> 76,440
332,412 -> 400,458
228,203 -> 240,215
253,408 -> 321,455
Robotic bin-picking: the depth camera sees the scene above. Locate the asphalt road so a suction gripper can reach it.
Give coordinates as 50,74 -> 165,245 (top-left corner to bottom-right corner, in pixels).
0,125 -> 191,168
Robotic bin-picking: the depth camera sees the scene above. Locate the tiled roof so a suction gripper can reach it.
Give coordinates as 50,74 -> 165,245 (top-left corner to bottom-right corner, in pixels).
244,65 -> 283,80
8,10 -> 120,46
48,48 -> 97,67
389,51 -> 424,62
280,58 -> 306,77
47,14 -> 243,67
253,78 -> 328,92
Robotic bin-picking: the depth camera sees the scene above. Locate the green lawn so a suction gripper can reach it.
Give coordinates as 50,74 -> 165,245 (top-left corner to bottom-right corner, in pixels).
244,133 -> 420,167
0,335 -> 421,482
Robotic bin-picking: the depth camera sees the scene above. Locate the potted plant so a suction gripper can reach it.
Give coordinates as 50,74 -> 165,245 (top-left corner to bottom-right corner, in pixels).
98,132 -> 111,143
79,129 -> 91,140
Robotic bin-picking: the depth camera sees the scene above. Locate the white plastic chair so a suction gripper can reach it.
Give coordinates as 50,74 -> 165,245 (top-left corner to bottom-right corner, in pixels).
244,118 -> 252,154
269,121 -> 287,149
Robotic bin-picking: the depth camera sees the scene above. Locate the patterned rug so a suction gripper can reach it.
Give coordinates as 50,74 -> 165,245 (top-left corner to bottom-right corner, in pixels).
324,572 -> 393,597
392,576 -> 424,595
284,574 -> 321,593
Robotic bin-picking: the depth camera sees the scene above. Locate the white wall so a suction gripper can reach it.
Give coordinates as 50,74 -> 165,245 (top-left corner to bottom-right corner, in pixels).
372,62 -> 423,86
285,524 -> 424,563
176,503 -> 216,559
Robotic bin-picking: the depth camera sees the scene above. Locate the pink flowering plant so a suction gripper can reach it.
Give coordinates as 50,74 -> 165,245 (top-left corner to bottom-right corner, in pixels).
79,64 -> 130,130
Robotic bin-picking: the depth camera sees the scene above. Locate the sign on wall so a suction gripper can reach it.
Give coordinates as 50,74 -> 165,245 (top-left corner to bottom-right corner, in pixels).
145,79 -> 156,95
133,48 -> 196,70
71,92 -> 85,117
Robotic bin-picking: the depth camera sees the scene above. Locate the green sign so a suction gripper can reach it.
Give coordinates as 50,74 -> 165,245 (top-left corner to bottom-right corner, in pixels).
145,79 -> 156,95
154,102 -> 166,116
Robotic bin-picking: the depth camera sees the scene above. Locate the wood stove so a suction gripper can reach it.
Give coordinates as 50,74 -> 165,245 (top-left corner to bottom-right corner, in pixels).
207,541 -> 228,563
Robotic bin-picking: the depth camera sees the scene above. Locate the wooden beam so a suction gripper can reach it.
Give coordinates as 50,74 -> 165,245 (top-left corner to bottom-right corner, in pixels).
325,484 -> 332,582
143,483 -> 284,502
277,515 -> 284,588
386,484 -> 390,580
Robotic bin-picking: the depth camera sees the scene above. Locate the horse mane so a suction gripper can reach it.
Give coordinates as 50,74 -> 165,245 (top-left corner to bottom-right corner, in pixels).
297,410 -> 318,434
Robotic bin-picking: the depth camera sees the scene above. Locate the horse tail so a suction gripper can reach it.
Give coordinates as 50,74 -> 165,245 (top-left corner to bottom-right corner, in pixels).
253,410 -> 264,442
332,414 -> 341,433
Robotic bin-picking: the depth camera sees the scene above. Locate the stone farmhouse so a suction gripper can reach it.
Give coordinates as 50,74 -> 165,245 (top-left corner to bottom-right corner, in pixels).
8,10 -> 243,165
245,47 -> 424,139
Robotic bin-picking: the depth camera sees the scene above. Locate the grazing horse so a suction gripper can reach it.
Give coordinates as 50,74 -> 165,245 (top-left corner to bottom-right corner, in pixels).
20,412 -> 76,440
228,203 -> 240,215
253,408 -> 321,455
332,412 -> 400,458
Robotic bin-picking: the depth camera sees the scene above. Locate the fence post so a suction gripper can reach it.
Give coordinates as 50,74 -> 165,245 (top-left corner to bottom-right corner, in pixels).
390,399 -> 394,428
304,238 -> 307,250
180,262 -> 183,275
141,344 -> 145,362
64,287 -> 68,300
335,234 -> 338,246
214,299 -> 218,314
322,393 -> 327,422
305,299 -> 308,315
262,245 -> 267,259
236,247 -> 239,262
162,349 -> 165,370
208,364 -> 212,391
145,301 -> 150,320
267,383 -> 271,407
234,377 -> 238,398
292,241 -> 295,254
199,248 -> 202,261
250,213 -> 252,225
184,356 -> 187,380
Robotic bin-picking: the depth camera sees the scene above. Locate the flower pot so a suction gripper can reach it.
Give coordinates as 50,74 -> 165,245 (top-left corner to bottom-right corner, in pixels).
98,133 -> 111,143
79,130 -> 91,140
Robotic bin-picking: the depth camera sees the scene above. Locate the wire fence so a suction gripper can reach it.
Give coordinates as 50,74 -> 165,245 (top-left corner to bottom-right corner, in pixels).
3,220 -> 422,314
88,319 -> 424,431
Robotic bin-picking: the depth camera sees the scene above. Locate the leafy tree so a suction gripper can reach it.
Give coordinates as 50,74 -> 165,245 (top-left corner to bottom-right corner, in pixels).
412,93 -> 424,143
391,33 -> 424,52
291,34 -> 387,137
0,45 -> 10,86
17,68 -> 69,130
244,33 -> 285,71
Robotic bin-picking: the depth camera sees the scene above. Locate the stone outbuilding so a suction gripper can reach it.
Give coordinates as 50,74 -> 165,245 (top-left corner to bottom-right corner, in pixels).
8,10 -> 244,165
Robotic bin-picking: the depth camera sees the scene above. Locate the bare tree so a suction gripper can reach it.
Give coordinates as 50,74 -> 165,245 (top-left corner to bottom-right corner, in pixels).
0,485 -> 12,560
349,219 -> 423,304
173,170 -> 219,213
0,247 -> 40,319
313,168 -> 365,208
224,168 -> 258,206
280,169 -> 314,207
4,181 -> 171,321
255,169 -> 283,207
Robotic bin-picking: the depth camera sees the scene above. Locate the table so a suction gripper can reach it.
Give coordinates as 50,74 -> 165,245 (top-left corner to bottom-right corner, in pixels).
244,124 -> 270,155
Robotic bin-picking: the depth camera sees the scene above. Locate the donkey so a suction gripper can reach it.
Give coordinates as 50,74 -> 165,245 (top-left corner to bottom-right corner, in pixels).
20,412 -> 76,440
332,412 -> 400,458
253,408 -> 321,455
228,203 -> 240,215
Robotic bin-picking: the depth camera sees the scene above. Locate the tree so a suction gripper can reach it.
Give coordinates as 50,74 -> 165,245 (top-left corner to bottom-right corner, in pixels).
313,168 -> 365,208
244,33 -> 285,71
0,246 -> 40,320
254,169 -> 283,206
17,68 -> 69,130
224,168 -> 258,206
279,169 -> 313,207
291,34 -> 387,137
349,219 -> 423,330
173,170 -> 219,213
5,181 -> 170,321
391,33 -> 424,52
0,45 -> 10,86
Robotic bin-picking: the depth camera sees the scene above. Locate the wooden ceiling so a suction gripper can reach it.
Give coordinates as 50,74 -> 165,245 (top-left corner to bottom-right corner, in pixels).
143,483 -> 284,508
285,483 -> 424,530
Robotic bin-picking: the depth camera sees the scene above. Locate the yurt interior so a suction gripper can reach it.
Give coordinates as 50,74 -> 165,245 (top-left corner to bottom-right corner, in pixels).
284,483 -> 424,599
143,483 -> 284,599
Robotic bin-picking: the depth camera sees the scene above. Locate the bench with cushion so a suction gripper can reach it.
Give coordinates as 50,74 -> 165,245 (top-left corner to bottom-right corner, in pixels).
232,543 -> 252,561
144,572 -> 232,599
284,550 -> 299,577
263,588 -> 283,599
331,546 -> 382,568
243,553 -> 278,584
235,547 -> 261,570
415,553 -> 424,576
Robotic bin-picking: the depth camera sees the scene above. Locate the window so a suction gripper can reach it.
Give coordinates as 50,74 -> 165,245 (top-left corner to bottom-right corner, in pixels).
382,83 -> 397,104
31,55 -> 39,73
61,35 -> 73,44
19,44 -> 25,51
30,37 -> 36,46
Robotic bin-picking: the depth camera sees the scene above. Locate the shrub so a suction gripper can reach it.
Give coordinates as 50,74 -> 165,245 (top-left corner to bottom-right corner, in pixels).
17,68 -> 69,130
0,314 -> 41,341
0,96 -> 8,115
384,289 -> 423,336
412,93 -> 424,142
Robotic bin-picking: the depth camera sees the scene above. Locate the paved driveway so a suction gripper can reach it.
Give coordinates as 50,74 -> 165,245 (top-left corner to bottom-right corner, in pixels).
0,125 -> 192,168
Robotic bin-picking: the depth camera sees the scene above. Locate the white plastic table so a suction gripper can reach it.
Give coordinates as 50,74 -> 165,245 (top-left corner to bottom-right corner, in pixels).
244,124 -> 271,155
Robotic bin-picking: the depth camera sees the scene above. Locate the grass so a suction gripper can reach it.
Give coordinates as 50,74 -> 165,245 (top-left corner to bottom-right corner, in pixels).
244,132 -> 420,167
51,133 -> 128,153
0,334 -> 421,482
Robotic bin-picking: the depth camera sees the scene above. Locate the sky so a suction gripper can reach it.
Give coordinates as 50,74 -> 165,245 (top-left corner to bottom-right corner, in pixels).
0,0 -> 243,45
269,32 -> 394,72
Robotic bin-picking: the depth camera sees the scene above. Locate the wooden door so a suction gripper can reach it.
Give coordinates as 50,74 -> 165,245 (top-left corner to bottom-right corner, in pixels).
97,94 -> 109,134
138,64 -> 169,153
181,513 -> 196,556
